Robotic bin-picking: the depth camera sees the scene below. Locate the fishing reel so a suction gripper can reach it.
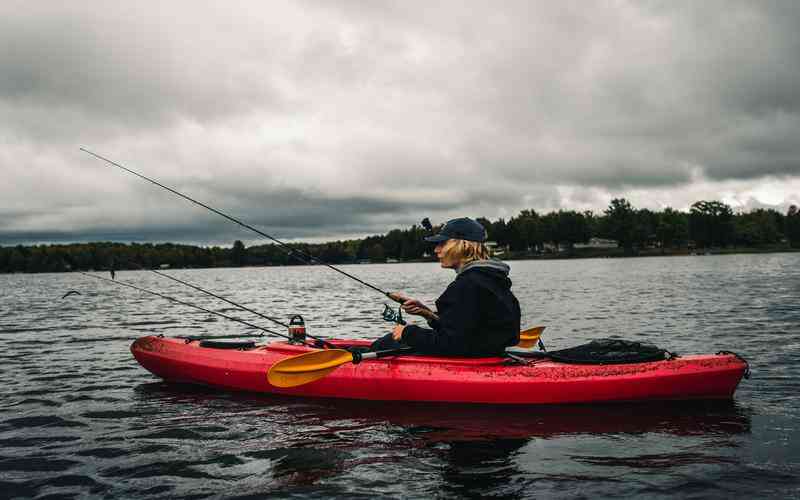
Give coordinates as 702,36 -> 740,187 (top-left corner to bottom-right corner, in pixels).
288,314 -> 306,344
382,304 -> 406,325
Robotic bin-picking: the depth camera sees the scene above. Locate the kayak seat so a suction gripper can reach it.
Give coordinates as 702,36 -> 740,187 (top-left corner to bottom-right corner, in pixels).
199,340 -> 256,350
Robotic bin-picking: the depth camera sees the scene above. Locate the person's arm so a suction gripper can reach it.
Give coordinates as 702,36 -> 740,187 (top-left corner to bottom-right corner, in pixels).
400,279 -> 481,356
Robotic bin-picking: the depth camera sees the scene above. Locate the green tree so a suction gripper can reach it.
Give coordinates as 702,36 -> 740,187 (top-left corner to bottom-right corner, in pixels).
734,209 -> 782,246
656,208 -> 689,250
603,198 -> 637,253
0,248 -> 9,272
583,211 -> 600,240
635,209 -> 659,248
786,205 -> 800,248
508,210 -> 543,252
551,210 -> 591,250
400,224 -> 427,259
318,241 -> 352,263
383,229 -> 404,259
489,218 -> 511,247
9,246 -> 27,272
689,200 -> 734,248
367,243 -> 385,262
357,235 -> 385,260
231,240 -> 247,266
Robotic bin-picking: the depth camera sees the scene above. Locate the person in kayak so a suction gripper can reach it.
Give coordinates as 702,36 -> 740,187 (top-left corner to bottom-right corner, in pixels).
376,217 -> 521,357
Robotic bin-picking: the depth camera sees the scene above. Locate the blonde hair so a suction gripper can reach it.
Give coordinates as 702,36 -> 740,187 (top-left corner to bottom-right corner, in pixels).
440,239 -> 490,266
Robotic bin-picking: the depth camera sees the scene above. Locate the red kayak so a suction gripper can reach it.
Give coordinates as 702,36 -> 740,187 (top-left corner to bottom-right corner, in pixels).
131,336 -> 747,405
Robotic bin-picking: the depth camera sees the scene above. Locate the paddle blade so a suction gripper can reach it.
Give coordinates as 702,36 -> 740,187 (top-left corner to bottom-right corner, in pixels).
517,325 -> 546,349
267,349 -> 355,388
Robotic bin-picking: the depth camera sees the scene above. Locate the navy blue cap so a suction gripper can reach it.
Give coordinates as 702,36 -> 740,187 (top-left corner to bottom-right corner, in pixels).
424,217 -> 487,243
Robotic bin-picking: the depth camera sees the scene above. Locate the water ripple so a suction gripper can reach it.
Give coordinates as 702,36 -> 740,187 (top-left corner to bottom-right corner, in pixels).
0,255 -> 798,498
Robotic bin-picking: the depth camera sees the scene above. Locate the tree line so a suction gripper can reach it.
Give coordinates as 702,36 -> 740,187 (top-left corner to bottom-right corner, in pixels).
487,199 -> 800,254
2,199 -> 799,273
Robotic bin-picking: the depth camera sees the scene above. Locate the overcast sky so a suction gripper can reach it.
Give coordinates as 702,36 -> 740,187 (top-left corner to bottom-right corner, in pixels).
2,1 -> 799,246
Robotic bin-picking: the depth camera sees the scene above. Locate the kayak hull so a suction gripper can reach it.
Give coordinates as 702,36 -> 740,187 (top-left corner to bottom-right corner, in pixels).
131,336 -> 747,405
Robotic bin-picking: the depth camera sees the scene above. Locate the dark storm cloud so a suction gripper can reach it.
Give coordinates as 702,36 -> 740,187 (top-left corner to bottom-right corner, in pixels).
0,184 -> 448,245
2,1 -> 800,245
0,2 -> 297,143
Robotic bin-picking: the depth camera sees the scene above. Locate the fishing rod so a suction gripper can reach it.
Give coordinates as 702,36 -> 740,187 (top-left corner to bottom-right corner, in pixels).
78,271 -> 324,347
115,262 -> 337,348
80,148 -> 402,302
110,259 -> 287,327
149,268 -> 287,327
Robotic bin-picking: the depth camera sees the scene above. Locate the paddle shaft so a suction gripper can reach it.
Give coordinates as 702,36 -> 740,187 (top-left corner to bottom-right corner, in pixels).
353,346 -> 415,363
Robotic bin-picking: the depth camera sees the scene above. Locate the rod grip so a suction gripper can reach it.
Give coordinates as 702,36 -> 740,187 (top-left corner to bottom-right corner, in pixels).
386,292 -> 405,304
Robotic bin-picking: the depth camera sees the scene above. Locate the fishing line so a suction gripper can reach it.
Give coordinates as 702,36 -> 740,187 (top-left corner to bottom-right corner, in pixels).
140,266 -> 336,348
80,148 -> 396,300
78,271 -> 324,346
110,259 -> 288,326
149,268 -> 288,326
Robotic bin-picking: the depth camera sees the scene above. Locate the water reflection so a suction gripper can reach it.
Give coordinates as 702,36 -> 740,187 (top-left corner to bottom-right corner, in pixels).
300,399 -> 751,440
130,383 -> 751,498
136,383 -> 751,437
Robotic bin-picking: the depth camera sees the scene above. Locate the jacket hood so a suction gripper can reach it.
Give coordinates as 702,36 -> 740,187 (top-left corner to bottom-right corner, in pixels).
457,259 -> 510,277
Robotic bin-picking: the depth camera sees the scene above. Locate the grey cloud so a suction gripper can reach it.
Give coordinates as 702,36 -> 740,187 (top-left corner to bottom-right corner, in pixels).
0,2 -> 294,141
452,1 -> 800,184
3,1 -> 800,244
0,181 -> 454,245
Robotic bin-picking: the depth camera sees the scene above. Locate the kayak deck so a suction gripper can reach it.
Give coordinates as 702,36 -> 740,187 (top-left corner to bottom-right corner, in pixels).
131,336 -> 747,405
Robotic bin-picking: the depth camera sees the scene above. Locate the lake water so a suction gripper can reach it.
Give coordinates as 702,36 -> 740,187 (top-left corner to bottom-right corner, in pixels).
1,254 -> 799,498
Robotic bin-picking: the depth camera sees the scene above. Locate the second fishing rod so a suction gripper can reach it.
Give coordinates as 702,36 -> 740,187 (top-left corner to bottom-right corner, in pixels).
79,271 -> 320,346
81,148 -> 408,306
106,259 -> 338,348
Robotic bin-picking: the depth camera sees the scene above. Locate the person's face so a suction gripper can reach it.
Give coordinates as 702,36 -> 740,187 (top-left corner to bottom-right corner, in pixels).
434,240 -> 459,269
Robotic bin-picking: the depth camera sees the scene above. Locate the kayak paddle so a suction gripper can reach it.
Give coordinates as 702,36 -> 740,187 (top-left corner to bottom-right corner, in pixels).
268,347 -> 414,388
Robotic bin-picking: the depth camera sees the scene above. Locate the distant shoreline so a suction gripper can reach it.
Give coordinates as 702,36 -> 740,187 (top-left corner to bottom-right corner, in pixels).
399,245 -> 800,265
1,244 -> 797,275
5,199 -> 799,273
497,245 -> 800,261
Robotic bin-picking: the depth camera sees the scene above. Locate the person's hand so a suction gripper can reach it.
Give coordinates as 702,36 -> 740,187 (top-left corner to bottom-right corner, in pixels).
389,291 -> 439,321
392,323 -> 406,341
401,298 -> 430,316
387,291 -> 410,303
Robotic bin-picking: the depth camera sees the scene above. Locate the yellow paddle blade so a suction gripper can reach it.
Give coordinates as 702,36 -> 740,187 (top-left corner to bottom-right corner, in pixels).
517,325 -> 546,349
267,349 -> 355,388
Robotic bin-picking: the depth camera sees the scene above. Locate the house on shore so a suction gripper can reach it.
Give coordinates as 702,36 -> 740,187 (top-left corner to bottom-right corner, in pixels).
574,238 -> 618,249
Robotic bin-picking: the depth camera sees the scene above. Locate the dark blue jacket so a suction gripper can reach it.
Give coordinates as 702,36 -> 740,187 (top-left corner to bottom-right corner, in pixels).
402,261 -> 521,356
